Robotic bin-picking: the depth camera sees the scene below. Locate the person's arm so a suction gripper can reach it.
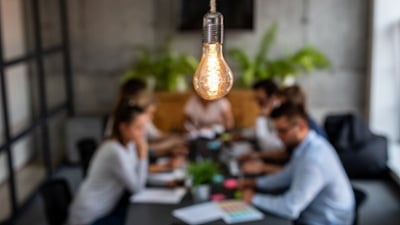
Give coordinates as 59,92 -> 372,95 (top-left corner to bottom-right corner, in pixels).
219,99 -> 234,130
111,150 -> 148,193
252,162 -> 325,220
258,150 -> 289,160
241,160 -> 283,174
112,137 -> 148,193
255,163 -> 291,190
149,135 -> 187,157
221,106 -> 234,130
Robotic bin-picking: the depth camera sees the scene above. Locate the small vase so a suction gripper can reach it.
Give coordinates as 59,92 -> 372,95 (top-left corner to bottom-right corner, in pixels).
191,184 -> 210,202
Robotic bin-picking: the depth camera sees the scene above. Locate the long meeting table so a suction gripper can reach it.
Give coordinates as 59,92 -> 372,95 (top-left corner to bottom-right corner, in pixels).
126,138 -> 292,225
126,192 -> 292,225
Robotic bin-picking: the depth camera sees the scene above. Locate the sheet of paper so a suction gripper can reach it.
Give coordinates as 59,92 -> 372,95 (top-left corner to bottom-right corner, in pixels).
172,202 -> 223,225
130,188 -> 186,204
147,172 -> 176,185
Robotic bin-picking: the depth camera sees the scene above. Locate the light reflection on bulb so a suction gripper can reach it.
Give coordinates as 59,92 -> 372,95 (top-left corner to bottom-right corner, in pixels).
193,11 -> 233,100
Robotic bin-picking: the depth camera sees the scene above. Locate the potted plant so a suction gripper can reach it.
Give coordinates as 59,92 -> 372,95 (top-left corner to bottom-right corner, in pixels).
188,159 -> 220,202
228,22 -> 331,87
122,37 -> 198,92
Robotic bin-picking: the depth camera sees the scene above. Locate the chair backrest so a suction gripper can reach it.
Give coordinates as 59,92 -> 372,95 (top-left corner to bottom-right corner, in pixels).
76,137 -> 98,177
324,114 -> 373,153
40,178 -> 72,225
352,186 -> 367,225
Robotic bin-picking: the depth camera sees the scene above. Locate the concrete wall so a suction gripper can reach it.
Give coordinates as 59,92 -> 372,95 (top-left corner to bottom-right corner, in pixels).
69,0 -> 369,123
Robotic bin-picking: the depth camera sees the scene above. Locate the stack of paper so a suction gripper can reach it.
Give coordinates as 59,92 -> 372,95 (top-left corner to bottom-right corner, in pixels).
130,188 -> 186,204
172,202 -> 222,225
172,200 -> 264,224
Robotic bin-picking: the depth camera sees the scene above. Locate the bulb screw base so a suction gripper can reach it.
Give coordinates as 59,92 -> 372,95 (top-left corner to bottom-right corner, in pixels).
202,12 -> 223,44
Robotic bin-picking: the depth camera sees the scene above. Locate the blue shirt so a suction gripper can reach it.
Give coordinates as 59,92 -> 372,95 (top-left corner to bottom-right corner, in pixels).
252,131 -> 354,225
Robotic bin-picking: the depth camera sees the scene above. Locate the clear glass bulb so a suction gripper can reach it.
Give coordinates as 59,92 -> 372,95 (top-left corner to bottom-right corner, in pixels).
193,11 -> 233,100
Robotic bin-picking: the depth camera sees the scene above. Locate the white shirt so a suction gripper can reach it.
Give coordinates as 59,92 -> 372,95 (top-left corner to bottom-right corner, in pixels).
68,140 -> 148,225
255,116 -> 283,151
146,121 -> 162,141
184,96 -> 231,128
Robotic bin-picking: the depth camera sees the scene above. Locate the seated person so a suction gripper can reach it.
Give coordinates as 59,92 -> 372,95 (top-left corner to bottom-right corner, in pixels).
239,102 -> 355,225
250,79 -> 283,152
239,80 -> 284,174
69,100 -> 149,225
184,94 -> 234,133
105,80 -> 187,174
241,83 -> 328,175
143,94 -> 187,173
279,84 -> 327,139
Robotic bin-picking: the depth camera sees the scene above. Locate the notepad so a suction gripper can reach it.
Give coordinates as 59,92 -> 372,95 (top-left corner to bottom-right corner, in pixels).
130,188 -> 186,204
172,202 -> 222,225
172,200 -> 264,225
217,200 -> 264,224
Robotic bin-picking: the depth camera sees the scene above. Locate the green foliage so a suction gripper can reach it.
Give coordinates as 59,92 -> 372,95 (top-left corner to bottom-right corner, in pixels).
188,160 -> 220,186
122,38 -> 198,91
228,22 -> 330,87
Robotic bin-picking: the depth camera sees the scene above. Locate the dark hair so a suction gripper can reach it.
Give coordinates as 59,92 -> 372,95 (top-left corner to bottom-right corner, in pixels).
270,102 -> 308,124
252,79 -> 279,96
111,99 -> 145,143
120,78 -> 146,98
279,85 -> 307,109
113,79 -> 155,118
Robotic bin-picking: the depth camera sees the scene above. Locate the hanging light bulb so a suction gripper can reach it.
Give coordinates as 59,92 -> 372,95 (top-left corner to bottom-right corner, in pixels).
193,0 -> 233,100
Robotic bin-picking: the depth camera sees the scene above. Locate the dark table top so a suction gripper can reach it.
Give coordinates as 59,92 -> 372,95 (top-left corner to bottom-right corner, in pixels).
126,191 -> 292,225
126,138 -> 291,225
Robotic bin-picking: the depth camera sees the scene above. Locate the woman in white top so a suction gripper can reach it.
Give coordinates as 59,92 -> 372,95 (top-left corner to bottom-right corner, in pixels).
184,94 -> 234,131
68,101 -> 149,225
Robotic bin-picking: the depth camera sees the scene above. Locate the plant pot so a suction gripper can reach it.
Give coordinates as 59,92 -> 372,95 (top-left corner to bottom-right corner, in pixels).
191,184 -> 210,202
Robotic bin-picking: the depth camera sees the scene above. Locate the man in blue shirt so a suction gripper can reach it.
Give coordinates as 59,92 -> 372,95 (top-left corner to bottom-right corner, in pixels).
240,102 -> 355,225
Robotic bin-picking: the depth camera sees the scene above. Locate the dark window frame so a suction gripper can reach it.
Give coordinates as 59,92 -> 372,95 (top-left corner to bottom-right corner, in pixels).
0,0 -> 73,223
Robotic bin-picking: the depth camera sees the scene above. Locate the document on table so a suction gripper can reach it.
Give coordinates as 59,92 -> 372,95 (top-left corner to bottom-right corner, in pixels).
173,200 -> 264,225
172,202 -> 223,225
147,171 -> 176,185
147,169 -> 186,186
130,188 -> 186,204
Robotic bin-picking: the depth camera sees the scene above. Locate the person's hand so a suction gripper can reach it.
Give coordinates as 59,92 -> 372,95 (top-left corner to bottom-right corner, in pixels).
169,155 -> 186,169
134,135 -> 149,159
171,145 -> 188,156
259,100 -> 273,117
238,152 -> 260,162
238,178 -> 256,190
241,160 -> 265,174
242,188 -> 255,203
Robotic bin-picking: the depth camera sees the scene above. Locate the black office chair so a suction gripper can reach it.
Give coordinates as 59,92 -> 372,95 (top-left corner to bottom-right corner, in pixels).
76,137 -> 97,177
352,186 -> 367,225
40,178 -> 72,225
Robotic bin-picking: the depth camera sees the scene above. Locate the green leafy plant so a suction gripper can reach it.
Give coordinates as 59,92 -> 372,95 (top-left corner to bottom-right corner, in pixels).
122,38 -> 198,91
228,22 -> 330,87
188,160 -> 220,187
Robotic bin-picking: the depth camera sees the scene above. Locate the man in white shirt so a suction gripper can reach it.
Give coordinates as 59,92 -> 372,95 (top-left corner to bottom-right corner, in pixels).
252,79 -> 283,151
240,80 -> 284,174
